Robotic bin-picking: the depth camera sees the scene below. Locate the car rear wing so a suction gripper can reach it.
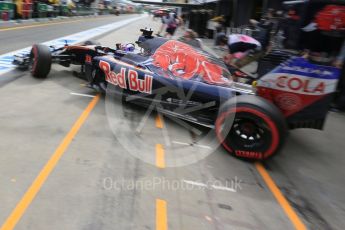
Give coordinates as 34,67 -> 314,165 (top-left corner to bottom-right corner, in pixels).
257,57 -> 340,129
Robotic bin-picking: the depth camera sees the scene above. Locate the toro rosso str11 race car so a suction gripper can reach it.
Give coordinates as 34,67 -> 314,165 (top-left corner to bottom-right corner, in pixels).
13,28 -> 340,161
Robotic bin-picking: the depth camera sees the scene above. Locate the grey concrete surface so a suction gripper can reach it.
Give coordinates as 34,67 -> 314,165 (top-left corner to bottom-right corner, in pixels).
0,16 -> 345,230
0,15 -> 101,28
0,14 -> 137,55
265,117 -> 345,230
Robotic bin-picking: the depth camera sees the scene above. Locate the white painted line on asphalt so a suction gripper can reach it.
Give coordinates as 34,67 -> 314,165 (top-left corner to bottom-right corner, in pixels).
204,215 -> 213,222
172,141 -> 212,149
182,179 -> 236,192
0,14 -> 147,76
172,141 -> 189,146
70,92 -> 95,98
182,180 -> 208,187
211,185 -> 236,192
136,105 -> 153,134
162,125 -> 171,147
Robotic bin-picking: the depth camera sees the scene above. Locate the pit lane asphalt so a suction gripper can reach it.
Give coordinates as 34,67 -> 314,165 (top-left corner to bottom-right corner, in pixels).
0,14 -> 137,55
0,17 -> 345,230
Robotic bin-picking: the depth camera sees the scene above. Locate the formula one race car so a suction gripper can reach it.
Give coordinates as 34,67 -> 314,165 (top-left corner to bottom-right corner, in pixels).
13,28 -> 340,161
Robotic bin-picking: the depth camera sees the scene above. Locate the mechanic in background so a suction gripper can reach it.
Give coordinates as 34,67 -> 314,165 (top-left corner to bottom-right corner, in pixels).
332,41 -> 345,111
158,11 -> 181,38
250,8 -> 275,51
219,34 -> 262,68
214,26 -> 226,46
178,29 -> 201,48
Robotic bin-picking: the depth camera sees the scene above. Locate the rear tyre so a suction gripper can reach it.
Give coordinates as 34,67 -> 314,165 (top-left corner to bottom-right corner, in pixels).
83,40 -> 101,46
215,95 -> 287,161
30,44 -> 51,79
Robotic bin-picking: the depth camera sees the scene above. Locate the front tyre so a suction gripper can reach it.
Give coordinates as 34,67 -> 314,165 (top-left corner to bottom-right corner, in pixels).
215,95 -> 287,161
30,44 -> 52,78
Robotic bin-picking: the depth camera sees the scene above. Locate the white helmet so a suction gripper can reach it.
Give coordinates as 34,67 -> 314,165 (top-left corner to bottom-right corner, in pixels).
123,43 -> 135,52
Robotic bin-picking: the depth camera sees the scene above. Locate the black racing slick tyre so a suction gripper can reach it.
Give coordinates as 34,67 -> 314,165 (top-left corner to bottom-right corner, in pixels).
30,44 -> 51,79
215,95 -> 287,161
83,40 -> 101,46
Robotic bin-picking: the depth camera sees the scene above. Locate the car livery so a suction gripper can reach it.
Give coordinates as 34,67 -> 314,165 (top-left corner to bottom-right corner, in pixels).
257,57 -> 339,128
12,29 -> 341,161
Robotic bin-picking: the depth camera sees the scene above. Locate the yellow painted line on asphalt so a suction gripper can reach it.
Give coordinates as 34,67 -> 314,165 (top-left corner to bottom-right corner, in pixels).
0,16 -> 111,32
156,199 -> 168,230
155,114 -> 167,229
155,114 -> 164,129
155,114 -> 165,168
156,144 -> 165,169
0,94 -> 100,230
255,162 -> 308,230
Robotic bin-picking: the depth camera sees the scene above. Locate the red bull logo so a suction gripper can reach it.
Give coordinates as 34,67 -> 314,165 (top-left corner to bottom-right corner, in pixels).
99,60 -> 152,94
152,40 -> 231,85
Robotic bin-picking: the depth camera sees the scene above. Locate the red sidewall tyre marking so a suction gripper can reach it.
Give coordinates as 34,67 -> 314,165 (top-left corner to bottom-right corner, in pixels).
215,107 -> 280,159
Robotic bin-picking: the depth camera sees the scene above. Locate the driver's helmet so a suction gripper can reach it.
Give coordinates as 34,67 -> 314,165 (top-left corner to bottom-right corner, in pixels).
123,43 -> 135,52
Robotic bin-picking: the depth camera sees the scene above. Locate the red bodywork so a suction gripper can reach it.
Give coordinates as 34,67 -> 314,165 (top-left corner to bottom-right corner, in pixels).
315,5 -> 345,30
151,40 -> 232,85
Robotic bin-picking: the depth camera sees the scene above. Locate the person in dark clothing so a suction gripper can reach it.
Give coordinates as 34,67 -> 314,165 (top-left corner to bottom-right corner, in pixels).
332,41 -> 345,111
214,26 -> 226,46
157,11 -> 179,38
251,9 -> 274,50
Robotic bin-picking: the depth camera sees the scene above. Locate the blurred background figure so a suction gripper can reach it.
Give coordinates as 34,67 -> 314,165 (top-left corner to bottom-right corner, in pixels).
219,34 -> 261,67
250,8 -> 275,52
180,12 -> 188,30
178,29 -> 201,48
214,26 -> 226,46
332,41 -> 345,111
158,10 -> 179,38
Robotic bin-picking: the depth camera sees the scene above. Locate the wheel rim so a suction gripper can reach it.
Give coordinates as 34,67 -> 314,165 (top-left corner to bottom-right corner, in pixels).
29,48 -> 36,74
227,114 -> 272,151
28,56 -> 34,72
216,107 -> 280,159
